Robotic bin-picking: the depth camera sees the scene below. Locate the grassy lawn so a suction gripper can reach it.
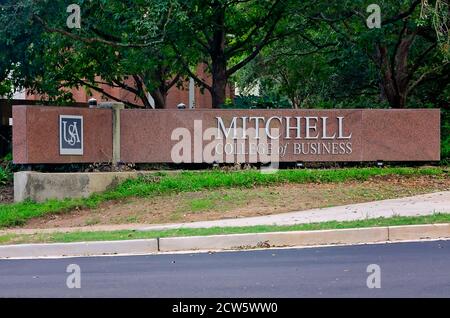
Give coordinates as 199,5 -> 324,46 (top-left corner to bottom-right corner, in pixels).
59,175 -> 447,227
1,212 -> 450,245
0,166 -> 447,229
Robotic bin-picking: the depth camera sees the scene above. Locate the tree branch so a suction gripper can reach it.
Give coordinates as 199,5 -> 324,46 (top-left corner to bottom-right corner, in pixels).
32,13 -> 168,48
382,0 -> 422,26
171,44 -> 212,92
226,12 -> 284,76
76,79 -> 142,108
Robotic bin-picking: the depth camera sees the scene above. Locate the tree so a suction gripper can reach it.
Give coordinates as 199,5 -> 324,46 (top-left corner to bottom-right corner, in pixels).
0,0 -> 181,108
420,0 -> 449,59
234,22 -> 339,109
236,0 -> 449,110
171,0 -> 302,108
317,0 -> 449,108
4,0 -> 293,108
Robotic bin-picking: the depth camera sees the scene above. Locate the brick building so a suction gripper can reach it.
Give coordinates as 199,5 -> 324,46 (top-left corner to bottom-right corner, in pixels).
25,67 -> 234,109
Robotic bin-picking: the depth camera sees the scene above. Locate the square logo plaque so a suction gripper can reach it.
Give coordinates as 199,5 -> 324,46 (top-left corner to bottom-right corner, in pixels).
59,115 -> 83,155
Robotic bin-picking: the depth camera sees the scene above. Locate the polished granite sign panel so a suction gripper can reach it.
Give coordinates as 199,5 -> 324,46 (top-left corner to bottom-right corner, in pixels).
13,106 -> 440,164
13,106 -> 112,164
120,109 -> 440,163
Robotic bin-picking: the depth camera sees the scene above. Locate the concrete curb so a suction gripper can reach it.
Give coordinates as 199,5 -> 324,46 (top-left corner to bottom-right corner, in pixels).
0,239 -> 158,258
1,223 -> 449,258
388,223 -> 450,241
158,227 -> 389,252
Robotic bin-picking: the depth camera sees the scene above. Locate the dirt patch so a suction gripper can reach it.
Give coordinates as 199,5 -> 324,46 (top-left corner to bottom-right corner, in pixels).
21,174 -> 450,229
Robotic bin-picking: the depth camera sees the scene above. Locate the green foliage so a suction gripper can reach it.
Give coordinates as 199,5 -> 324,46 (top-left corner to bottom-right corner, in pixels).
419,0 -> 450,60
222,95 -> 291,109
0,78 -> 13,97
0,153 -> 13,185
1,1 -> 448,109
235,37 -> 339,109
0,0 -> 180,107
236,0 -> 449,109
0,167 -> 447,228
0,0 -> 306,108
0,168 -> 10,185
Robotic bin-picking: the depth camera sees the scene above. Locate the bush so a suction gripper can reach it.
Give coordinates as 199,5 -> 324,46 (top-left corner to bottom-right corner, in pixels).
0,168 -> 10,185
0,153 -> 13,185
221,95 -> 292,109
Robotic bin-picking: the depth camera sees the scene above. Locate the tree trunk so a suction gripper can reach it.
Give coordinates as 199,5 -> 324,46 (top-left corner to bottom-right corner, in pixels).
210,4 -> 227,109
377,45 -> 399,107
375,30 -> 415,108
211,71 -> 227,108
393,32 -> 415,108
142,66 -> 178,109
151,88 -> 166,109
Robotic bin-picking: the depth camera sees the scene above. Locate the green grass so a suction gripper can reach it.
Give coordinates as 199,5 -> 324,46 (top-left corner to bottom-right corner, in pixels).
189,198 -> 216,212
1,212 -> 450,245
0,167 -> 447,229
182,191 -> 249,214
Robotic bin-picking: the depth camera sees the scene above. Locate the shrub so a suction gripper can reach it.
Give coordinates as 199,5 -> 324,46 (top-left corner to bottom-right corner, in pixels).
221,95 -> 292,109
0,153 -> 13,185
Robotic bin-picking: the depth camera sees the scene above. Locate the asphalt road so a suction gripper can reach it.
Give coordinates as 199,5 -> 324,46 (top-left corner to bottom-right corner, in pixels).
1,240 -> 450,298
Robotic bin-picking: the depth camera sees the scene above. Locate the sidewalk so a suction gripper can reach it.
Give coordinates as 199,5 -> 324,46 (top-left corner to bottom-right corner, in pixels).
2,191 -> 449,235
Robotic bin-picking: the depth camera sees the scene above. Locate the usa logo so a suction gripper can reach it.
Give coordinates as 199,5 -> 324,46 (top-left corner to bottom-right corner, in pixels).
60,115 -> 83,155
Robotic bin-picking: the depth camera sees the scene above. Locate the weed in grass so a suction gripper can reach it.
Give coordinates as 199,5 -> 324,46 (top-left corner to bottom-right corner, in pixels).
85,218 -> 101,226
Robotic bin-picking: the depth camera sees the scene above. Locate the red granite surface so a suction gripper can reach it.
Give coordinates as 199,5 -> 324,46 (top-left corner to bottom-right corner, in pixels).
13,106 -> 440,164
13,106 -> 113,164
